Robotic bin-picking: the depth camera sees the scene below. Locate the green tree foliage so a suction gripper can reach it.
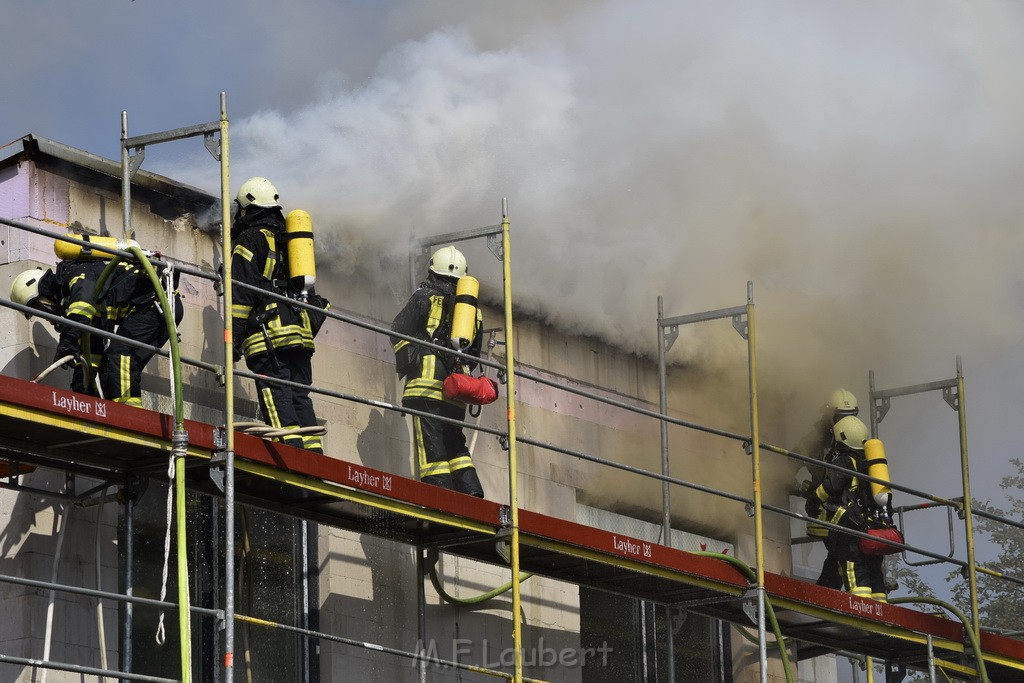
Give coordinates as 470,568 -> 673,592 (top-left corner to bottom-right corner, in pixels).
946,457 -> 1024,632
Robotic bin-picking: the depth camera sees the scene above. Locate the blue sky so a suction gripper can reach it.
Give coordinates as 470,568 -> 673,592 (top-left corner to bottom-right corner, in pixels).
4,0 -> 1023,605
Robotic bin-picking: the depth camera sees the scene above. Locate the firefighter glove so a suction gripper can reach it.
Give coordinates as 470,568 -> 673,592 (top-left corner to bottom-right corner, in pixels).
54,338 -> 80,368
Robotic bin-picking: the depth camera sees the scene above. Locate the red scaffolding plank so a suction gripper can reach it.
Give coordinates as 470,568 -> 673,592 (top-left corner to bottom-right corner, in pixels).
0,374 -> 1022,678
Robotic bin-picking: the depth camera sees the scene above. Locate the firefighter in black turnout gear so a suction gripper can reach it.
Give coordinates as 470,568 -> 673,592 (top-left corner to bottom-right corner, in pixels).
391,245 -> 485,497
10,251 -> 183,406
231,176 -> 328,454
809,415 -> 891,601
799,388 -> 860,589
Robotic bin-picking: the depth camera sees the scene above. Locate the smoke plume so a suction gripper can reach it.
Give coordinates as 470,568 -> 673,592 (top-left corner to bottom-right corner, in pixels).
172,0 -> 1024,439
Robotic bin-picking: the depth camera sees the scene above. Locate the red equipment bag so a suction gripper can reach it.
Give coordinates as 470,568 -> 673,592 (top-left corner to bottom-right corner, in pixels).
443,373 -> 499,405
859,526 -> 905,556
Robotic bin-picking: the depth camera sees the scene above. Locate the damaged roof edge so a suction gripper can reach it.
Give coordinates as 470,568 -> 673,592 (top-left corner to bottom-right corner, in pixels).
0,133 -> 217,208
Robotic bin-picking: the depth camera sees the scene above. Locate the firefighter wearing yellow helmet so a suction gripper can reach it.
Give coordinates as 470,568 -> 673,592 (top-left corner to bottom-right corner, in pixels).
796,388 -> 862,588
231,177 -> 330,454
810,415 -> 891,601
390,245 -> 485,497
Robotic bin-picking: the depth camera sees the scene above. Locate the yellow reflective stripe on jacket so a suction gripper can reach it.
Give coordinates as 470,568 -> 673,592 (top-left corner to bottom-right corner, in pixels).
240,307 -> 314,356
233,243 -> 255,262
828,506 -> 846,525
66,301 -> 97,318
426,295 -> 444,337
403,353 -> 444,400
263,231 -> 278,280
232,303 -> 253,320
449,455 -> 474,472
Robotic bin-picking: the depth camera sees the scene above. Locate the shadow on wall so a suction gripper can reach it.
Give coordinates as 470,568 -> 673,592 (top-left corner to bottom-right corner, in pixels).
195,303 -> 260,418
0,321 -> 62,390
358,408 -> 414,479
318,549 -> 584,682
0,469 -> 118,676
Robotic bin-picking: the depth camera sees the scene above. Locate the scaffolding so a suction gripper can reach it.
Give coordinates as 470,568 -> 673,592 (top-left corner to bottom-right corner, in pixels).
0,98 -> 1022,682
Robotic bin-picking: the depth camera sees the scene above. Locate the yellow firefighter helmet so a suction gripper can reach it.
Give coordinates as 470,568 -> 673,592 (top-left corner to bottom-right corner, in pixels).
833,415 -> 869,451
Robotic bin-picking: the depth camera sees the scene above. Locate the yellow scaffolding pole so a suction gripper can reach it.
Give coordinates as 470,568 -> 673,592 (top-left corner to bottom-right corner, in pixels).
500,200 -> 524,682
217,93 -> 237,680
956,359 -> 981,649
745,282 -> 769,682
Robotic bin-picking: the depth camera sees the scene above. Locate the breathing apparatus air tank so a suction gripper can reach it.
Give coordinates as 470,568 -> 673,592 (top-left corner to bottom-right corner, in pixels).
284,209 -> 316,294
450,275 -> 479,349
863,438 -> 892,508
54,234 -> 140,261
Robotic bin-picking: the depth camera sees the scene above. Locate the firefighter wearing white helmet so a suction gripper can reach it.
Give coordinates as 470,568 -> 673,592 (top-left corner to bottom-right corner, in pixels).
9,248 -> 182,405
798,389 -> 862,524
825,388 -> 859,418
811,415 -> 890,601
429,245 -> 468,279
390,245 -> 485,497
236,176 -> 281,209
10,268 -> 55,316
797,388 -> 864,588
231,177 -> 330,454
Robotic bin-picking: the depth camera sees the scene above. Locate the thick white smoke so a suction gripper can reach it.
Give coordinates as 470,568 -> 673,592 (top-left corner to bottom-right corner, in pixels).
173,0 -> 1024,424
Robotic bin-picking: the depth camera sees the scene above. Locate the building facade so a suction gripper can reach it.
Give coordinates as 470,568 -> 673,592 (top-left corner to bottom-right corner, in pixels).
0,134 -> 796,682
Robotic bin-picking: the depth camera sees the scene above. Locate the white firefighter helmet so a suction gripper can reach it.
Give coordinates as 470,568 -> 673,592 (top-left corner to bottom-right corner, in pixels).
9,267 -> 52,318
429,245 -> 467,279
236,177 -> 281,209
826,388 -> 859,417
833,415 -> 869,451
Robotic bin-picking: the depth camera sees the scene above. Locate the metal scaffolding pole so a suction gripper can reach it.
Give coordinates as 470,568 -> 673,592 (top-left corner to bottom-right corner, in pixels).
118,93 -> 230,683
216,95 -> 236,683
655,282 -> 767,682
657,295 -> 672,544
869,356 -> 981,659
744,282 -> 768,683
499,200 -> 525,683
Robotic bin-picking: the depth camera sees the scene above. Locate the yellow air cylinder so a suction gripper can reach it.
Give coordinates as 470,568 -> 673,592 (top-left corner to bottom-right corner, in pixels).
450,275 -> 479,349
863,438 -> 892,507
285,209 -> 316,291
54,234 -> 139,261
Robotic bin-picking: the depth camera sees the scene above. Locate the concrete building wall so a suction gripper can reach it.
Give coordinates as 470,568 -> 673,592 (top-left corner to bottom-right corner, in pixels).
0,148 -> 800,682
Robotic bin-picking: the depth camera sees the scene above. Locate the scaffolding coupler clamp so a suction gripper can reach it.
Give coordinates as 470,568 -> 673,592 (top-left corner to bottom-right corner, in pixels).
494,524 -> 513,565
740,587 -> 760,626
951,495 -> 967,520
741,440 -> 753,456
498,434 -> 510,451
498,505 -> 512,526
213,426 -> 227,451
208,447 -> 231,494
